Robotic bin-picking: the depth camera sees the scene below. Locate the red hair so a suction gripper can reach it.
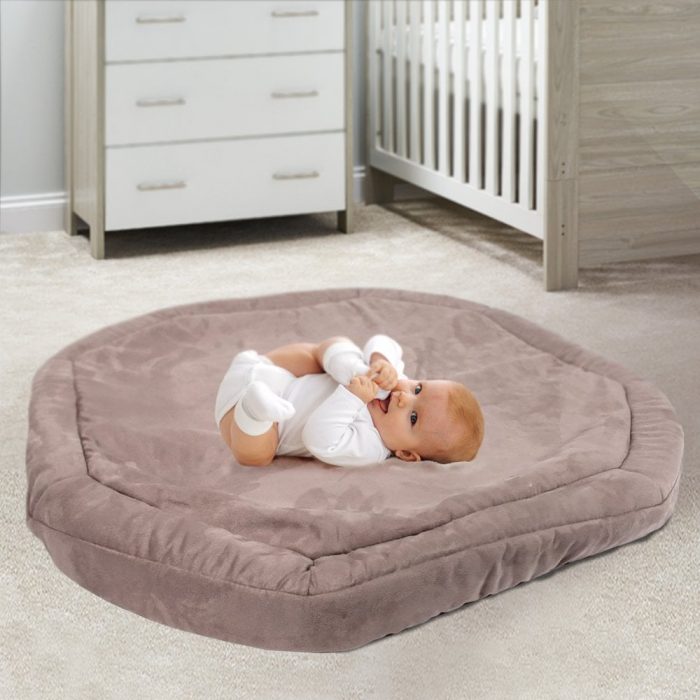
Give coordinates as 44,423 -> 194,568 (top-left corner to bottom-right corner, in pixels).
426,382 -> 484,463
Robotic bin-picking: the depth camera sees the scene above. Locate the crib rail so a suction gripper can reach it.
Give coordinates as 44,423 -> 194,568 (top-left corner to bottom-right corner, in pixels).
369,0 -> 546,238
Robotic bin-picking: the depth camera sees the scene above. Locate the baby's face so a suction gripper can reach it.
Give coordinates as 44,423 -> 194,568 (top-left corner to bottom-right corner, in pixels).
366,378 -> 458,461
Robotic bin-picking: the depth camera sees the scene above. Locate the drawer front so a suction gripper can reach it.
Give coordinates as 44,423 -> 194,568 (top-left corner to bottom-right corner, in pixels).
105,0 -> 344,62
105,53 -> 344,146
105,133 -> 345,230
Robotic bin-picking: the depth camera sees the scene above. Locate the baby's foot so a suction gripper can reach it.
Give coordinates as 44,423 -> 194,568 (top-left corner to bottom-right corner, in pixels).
240,380 -> 296,423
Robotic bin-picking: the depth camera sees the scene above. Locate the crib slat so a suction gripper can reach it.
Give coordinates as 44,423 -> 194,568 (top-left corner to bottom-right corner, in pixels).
520,0 -> 535,208
535,0 -> 546,212
468,0 -> 483,188
369,0 -> 381,152
423,0 -> 435,168
437,0 -> 449,175
409,0 -> 421,162
396,0 -> 407,157
382,1 -> 394,152
484,0 -> 498,194
502,0 -> 516,202
453,0 -> 466,182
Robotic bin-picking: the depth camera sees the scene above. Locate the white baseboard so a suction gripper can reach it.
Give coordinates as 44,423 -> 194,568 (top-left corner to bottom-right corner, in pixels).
0,169 -> 432,235
0,192 -> 67,234
353,165 -> 435,204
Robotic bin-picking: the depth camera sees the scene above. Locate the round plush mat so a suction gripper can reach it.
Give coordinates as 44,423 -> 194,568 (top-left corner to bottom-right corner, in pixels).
25,288 -> 683,652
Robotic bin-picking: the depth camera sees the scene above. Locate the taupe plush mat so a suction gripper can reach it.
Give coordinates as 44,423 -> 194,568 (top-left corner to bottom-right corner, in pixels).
25,288 -> 683,652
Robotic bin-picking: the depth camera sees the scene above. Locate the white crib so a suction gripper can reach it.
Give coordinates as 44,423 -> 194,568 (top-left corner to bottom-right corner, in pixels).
367,0 -> 578,290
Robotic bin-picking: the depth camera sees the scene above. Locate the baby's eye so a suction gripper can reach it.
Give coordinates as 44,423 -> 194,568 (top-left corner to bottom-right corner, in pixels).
410,411 -> 417,425
414,383 -> 422,394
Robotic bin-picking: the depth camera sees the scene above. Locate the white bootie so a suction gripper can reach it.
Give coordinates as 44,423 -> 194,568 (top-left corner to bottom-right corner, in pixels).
234,380 -> 296,436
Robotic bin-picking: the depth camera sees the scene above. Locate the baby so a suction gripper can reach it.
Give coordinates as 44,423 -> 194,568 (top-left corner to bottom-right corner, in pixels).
215,335 -> 484,468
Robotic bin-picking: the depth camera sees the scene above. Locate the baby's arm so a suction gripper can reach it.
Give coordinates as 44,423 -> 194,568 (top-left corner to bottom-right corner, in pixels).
320,334 -> 406,391
301,378 -> 388,468
264,334 -> 405,389
363,335 -> 405,379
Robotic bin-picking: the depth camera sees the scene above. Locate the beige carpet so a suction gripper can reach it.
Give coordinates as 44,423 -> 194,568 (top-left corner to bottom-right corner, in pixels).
1,199 -> 698,699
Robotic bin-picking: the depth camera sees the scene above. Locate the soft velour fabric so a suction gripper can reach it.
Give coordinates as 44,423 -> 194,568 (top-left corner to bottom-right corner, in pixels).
25,288 -> 684,652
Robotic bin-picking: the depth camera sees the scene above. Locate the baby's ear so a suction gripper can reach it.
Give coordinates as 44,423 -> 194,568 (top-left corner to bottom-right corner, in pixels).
395,449 -> 421,462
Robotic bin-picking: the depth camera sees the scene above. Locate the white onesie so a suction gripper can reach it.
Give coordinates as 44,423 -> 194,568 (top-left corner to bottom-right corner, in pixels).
277,334 -> 407,468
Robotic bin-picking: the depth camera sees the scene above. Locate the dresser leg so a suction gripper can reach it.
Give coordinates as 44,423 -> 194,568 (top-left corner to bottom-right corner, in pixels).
89,221 -> 105,259
337,206 -> 353,234
65,209 -> 80,236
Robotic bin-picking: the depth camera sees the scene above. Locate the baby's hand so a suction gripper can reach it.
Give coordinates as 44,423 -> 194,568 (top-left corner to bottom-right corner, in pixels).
346,374 -> 379,404
366,358 -> 398,392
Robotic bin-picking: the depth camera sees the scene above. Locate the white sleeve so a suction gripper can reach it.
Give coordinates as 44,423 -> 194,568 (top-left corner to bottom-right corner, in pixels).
362,334 -> 407,378
301,385 -> 390,468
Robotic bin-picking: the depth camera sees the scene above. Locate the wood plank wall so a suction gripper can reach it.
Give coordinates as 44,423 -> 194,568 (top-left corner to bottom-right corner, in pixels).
577,0 -> 700,267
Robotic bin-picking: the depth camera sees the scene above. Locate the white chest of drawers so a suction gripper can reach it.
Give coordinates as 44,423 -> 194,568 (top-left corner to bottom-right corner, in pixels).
65,0 -> 353,258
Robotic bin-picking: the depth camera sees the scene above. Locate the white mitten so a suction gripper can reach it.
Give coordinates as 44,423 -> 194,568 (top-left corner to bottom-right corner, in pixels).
375,387 -> 390,400
363,334 -> 404,400
322,341 -> 371,386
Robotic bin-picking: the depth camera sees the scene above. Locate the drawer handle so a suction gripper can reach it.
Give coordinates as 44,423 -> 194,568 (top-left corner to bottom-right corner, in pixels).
272,171 -> 320,180
135,97 -> 186,108
137,180 -> 187,191
135,14 -> 186,24
270,10 -> 319,18
270,90 -> 319,99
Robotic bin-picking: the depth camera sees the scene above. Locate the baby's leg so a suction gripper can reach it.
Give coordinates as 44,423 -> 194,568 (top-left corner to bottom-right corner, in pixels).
264,341 -> 323,377
218,337 -> 355,466
226,413 -> 279,467
263,338 -> 355,378
227,379 -> 296,466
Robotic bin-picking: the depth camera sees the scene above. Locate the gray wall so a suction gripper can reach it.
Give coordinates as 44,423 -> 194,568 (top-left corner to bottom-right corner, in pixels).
0,0 -> 368,200
1,0 -> 66,197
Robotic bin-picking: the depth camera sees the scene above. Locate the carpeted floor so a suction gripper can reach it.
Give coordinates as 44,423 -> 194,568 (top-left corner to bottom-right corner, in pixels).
1,199 -> 698,699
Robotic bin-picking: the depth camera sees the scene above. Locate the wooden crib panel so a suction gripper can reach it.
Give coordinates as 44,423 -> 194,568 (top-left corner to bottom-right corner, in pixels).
577,0 -> 700,266
543,0 -> 580,291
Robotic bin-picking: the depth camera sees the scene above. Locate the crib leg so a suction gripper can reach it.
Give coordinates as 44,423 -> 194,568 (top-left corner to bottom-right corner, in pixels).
544,256 -> 578,291
364,167 -> 398,205
544,179 -> 579,291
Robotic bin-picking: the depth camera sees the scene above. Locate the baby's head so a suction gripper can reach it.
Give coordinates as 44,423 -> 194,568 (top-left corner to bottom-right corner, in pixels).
367,377 -> 484,464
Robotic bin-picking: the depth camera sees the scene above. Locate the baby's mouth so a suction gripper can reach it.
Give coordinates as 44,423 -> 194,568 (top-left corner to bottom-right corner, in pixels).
379,396 -> 390,413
